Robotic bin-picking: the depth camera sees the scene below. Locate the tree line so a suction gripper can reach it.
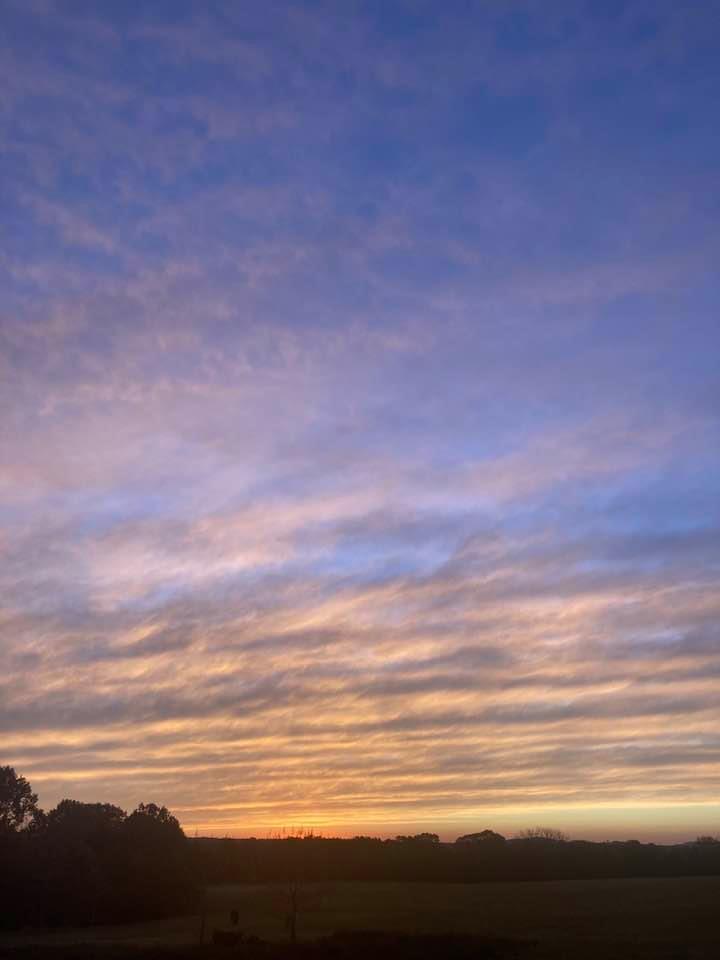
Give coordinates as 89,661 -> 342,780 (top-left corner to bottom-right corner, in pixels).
0,766 -> 197,929
2,765 -> 719,931
192,829 -> 720,886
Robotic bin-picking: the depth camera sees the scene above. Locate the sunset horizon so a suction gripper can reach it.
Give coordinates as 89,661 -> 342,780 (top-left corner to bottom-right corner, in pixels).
2,0 -> 719,852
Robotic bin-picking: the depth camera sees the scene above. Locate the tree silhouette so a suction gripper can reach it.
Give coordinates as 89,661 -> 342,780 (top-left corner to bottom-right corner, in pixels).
0,765 -> 40,833
517,827 -> 568,842
131,802 -> 181,827
456,830 -> 506,844
395,833 -> 440,843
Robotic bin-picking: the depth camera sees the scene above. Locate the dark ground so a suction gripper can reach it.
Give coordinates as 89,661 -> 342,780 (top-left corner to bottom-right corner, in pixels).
2,876 -> 719,959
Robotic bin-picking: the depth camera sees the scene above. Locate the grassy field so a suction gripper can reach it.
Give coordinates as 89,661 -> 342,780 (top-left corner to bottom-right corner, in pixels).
2,876 -> 720,958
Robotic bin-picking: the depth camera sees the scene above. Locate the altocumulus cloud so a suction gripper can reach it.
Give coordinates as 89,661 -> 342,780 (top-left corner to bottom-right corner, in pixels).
1,0 -> 719,840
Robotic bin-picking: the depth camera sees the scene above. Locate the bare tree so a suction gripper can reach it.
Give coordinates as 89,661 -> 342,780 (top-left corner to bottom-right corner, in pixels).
517,826 -> 568,842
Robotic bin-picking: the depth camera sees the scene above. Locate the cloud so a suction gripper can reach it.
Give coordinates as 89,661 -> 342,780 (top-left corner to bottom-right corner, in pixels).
1,0 -> 718,840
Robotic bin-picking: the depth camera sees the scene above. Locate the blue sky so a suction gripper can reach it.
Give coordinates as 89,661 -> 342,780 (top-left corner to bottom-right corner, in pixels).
1,0 -> 719,839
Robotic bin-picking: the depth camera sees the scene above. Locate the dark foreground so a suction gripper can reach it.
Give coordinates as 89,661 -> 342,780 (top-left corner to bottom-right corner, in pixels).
0,929 -> 715,960
0,932 -> 529,960
2,876 -> 720,959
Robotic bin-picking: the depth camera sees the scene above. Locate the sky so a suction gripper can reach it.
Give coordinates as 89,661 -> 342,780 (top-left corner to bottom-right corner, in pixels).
1,0 -> 719,843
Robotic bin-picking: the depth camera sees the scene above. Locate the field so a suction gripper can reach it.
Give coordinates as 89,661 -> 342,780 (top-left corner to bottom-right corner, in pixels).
2,876 -> 720,959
